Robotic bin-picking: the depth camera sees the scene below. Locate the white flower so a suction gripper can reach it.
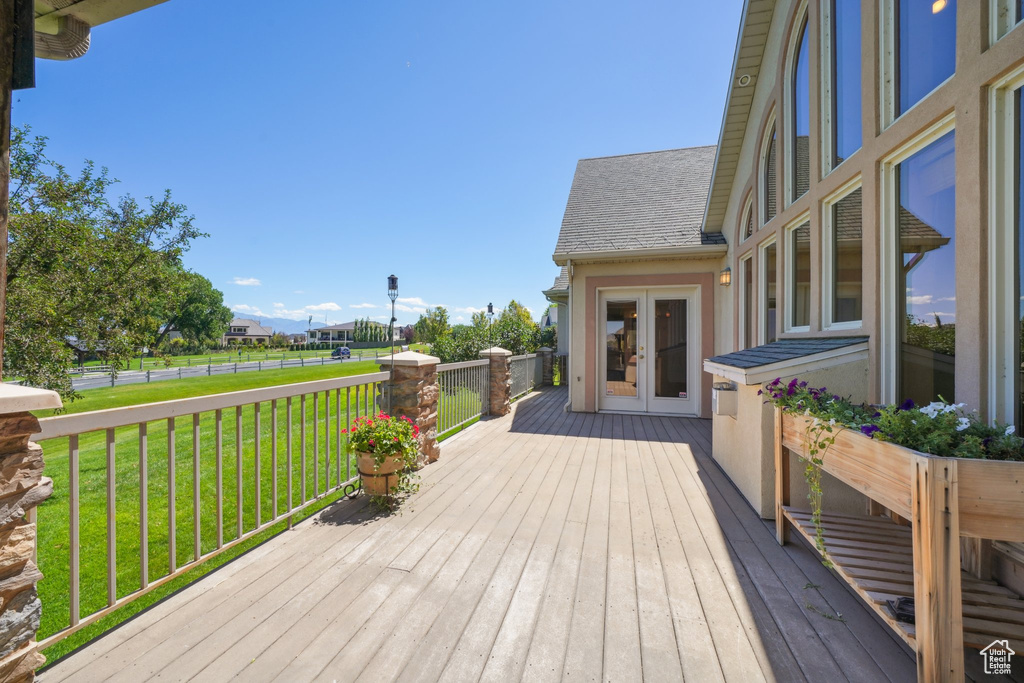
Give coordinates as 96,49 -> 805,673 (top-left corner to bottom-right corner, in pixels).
829,418 -> 836,426
920,404 -> 940,419
956,417 -> 970,432
1006,425 -> 1016,436
911,419 -> 917,425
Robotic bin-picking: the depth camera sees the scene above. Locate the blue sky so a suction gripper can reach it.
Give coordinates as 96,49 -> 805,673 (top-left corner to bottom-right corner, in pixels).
14,0 -> 741,327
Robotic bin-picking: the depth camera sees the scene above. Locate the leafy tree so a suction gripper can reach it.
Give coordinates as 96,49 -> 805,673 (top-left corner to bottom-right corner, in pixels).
493,300 -> 540,355
402,325 -> 416,343
7,127 -> 204,398
414,307 -> 450,344
149,270 -> 231,351
431,323 -> 488,363
270,332 -> 289,348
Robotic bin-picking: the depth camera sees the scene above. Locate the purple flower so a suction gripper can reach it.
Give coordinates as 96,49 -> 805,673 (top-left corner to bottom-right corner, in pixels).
832,395 -> 841,401
757,389 -> 763,396
898,398 -> 915,411
787,378 -> 799,396
860,424 -> 881,437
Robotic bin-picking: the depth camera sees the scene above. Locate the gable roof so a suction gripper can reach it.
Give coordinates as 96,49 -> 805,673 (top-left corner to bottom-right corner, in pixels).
315,321 -> 387,332
227,318 -> 272,336
702,0 -> 778,233
552,146 -> 726,263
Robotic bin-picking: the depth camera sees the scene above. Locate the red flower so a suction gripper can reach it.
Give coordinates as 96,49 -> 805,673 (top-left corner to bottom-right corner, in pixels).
393,437 -> 399,442
368,439 -> 375,445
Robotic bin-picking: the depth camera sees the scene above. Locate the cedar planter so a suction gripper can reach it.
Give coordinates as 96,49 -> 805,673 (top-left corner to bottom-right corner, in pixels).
357,452 -> 404,496
775,408 -> 1024,682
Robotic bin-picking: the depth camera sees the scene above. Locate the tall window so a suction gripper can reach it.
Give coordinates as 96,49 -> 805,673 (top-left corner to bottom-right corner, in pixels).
787,221 -> 812,329
742,256 -> 754,349
898,130 -> 956,404
896,0 -> 956,116
742,196 -> 754,241
830,187 -> 863,324
762,123 -> 777,224
791,18 -> 810,201
830,0 -> 861,167
1016,88 -> 1023,422
761,241 -> 778,343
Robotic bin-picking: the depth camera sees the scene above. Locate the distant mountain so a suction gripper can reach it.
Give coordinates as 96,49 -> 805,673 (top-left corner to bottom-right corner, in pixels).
231,313 -> 325,336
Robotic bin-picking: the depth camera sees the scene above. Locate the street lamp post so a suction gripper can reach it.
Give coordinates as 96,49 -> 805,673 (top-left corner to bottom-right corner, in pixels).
388,274 -> 399,414
487,302 -> 494,348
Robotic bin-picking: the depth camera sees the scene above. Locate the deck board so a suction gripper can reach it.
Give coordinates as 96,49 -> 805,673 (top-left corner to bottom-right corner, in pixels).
40,387 -> 914,682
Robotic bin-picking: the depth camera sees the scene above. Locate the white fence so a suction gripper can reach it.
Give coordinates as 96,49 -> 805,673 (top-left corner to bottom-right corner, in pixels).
32,371 -> 387,648
509,354 -> 541,401
436,359 -> 489,437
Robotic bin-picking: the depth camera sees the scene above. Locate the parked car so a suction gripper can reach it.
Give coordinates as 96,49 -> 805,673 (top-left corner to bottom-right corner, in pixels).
331,347 -> 351,359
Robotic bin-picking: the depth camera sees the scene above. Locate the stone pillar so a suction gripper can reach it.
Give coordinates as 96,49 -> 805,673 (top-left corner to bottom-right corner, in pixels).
538,347 -> 553,386
377,351 -> 441,464
0,385 -> 62,682
480,347 -> 512,417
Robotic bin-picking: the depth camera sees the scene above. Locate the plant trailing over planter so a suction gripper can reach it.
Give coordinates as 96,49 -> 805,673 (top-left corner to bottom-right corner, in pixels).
761,377 -> 1024,565
343,412 -> 421,511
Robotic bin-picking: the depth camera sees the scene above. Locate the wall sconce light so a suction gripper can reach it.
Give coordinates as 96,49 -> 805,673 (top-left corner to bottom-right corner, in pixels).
719,267 -> 732,287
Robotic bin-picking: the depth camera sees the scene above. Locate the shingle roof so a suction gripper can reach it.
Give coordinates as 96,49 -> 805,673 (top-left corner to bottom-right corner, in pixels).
228,318 -> 272,336
707,337 -> 868,369
553,146 -> 725,257
550,266 -> 568,291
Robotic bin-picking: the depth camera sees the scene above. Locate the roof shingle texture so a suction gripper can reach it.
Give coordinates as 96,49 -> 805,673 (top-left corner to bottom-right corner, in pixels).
707,337 -> 868,369
554,146 -> 724,256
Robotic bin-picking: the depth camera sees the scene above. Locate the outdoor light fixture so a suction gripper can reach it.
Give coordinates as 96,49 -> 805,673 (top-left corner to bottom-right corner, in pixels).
487,302 -> 494,348
932,0 -> 947,13
720,266 -> 732,287
387,274 -> 398,414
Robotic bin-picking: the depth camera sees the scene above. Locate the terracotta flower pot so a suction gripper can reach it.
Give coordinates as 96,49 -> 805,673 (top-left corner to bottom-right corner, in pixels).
357,451 -> 404,496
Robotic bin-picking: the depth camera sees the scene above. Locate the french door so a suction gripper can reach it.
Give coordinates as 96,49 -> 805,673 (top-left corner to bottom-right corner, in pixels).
598,287 -> 699,416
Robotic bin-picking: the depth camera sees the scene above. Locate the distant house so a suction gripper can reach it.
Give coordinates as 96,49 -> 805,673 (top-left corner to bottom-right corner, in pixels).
308,321 -> 402,346
541,267 -> 568,356
221,318 -> 272,346
287,333 -> 306,344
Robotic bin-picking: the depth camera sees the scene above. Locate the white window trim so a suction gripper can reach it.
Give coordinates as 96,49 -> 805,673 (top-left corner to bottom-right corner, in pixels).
820,0 -> 862,175
878,112 -> 956,403
759,110 -> 778,227
783,1 -> 810,207
739,254 -> 753,349
990,0 -> 1020,45
987,65 -> 1024,424
783,211 -> 813,333
822,175 -> 864,331
758,235 -> 778,345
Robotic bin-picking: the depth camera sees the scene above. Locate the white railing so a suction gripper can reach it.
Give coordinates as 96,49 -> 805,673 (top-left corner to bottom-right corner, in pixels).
32,371 -> 388,648
436,359 -> 489,437
509,354 -> 539,401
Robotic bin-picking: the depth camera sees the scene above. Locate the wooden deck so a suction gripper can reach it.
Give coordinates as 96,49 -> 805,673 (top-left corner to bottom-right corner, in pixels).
40,387 -> 915,682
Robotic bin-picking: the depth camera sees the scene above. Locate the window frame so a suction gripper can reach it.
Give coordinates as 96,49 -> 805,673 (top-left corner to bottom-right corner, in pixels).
739,253 -> 755,350
783,211 -> 813,334
990,0 -> 1021,44
758,235 -> 779,345
878,113 -> 956,403
987,65 -> 1024,424
740,193 -> 755,242
783,2 -> 810,207
759,110 -> 778,227
821,176 -> 864,331
821,0 -> 862,174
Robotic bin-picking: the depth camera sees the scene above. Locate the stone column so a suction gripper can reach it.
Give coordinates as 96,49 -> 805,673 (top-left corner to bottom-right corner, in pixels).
480,347 -> 512,417
0,385 -> 62,682
377,351 -> 440,464
537,347 -> 553,386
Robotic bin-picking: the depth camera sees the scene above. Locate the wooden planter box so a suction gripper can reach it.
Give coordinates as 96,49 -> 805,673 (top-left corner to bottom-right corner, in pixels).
775,409 -> 1024,682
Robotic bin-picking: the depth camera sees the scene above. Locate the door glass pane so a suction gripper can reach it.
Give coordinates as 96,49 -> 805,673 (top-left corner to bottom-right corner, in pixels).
743,258 -> 754,349
764,242 -> 778,342
898,130 -> 955,404
832,187 -> 863,323
790,222 -> 811,328
897,0 -> 956,116
833,0 -> 862,166
792,19 -> 810,201
605,301 -> 638,397
654,299 -> 688,399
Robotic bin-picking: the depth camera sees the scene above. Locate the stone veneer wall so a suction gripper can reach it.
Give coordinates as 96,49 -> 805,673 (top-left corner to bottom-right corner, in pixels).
378,354 -> 440,464
481,349 -> 512,417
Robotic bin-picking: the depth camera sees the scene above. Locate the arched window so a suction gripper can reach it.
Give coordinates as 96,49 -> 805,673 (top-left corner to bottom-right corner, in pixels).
790,17 -> 810,201
760,114 -> 777,225
741,194 -> 754,241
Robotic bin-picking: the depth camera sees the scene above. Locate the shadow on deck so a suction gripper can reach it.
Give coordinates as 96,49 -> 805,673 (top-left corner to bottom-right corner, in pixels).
40,386 -> 914,682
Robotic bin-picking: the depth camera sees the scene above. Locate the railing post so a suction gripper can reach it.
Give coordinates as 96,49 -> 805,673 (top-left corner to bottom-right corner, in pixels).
377,351 -> 441,464
538,347 -> 553,386
0,385 -> 62,680
480,347 -> 512,416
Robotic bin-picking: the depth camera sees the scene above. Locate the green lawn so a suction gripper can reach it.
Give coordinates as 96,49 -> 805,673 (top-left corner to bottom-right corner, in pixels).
34,361 -> 389,662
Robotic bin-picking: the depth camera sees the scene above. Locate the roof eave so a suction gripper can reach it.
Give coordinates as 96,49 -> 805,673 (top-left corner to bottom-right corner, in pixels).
552,243 -> 728,266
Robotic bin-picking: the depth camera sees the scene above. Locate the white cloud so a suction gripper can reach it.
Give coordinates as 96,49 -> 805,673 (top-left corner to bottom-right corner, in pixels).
350,303 -> 378,309
307,302 -> 343,311
395,303 -> 427,314
293,290 -> 304,295
456,315 -> 465,322
907,295 -> 934,305
454,306 -> 484,314
231,304 -> 267,317
231,277 -> 261,286
272,302 -> 285,308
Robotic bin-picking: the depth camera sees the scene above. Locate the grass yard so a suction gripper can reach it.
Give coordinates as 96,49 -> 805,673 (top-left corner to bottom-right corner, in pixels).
34,361 -> 390,662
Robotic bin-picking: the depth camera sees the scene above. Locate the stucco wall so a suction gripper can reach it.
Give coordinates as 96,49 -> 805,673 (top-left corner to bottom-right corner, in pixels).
567,257 -> 725,416
711,356 -> 870,519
